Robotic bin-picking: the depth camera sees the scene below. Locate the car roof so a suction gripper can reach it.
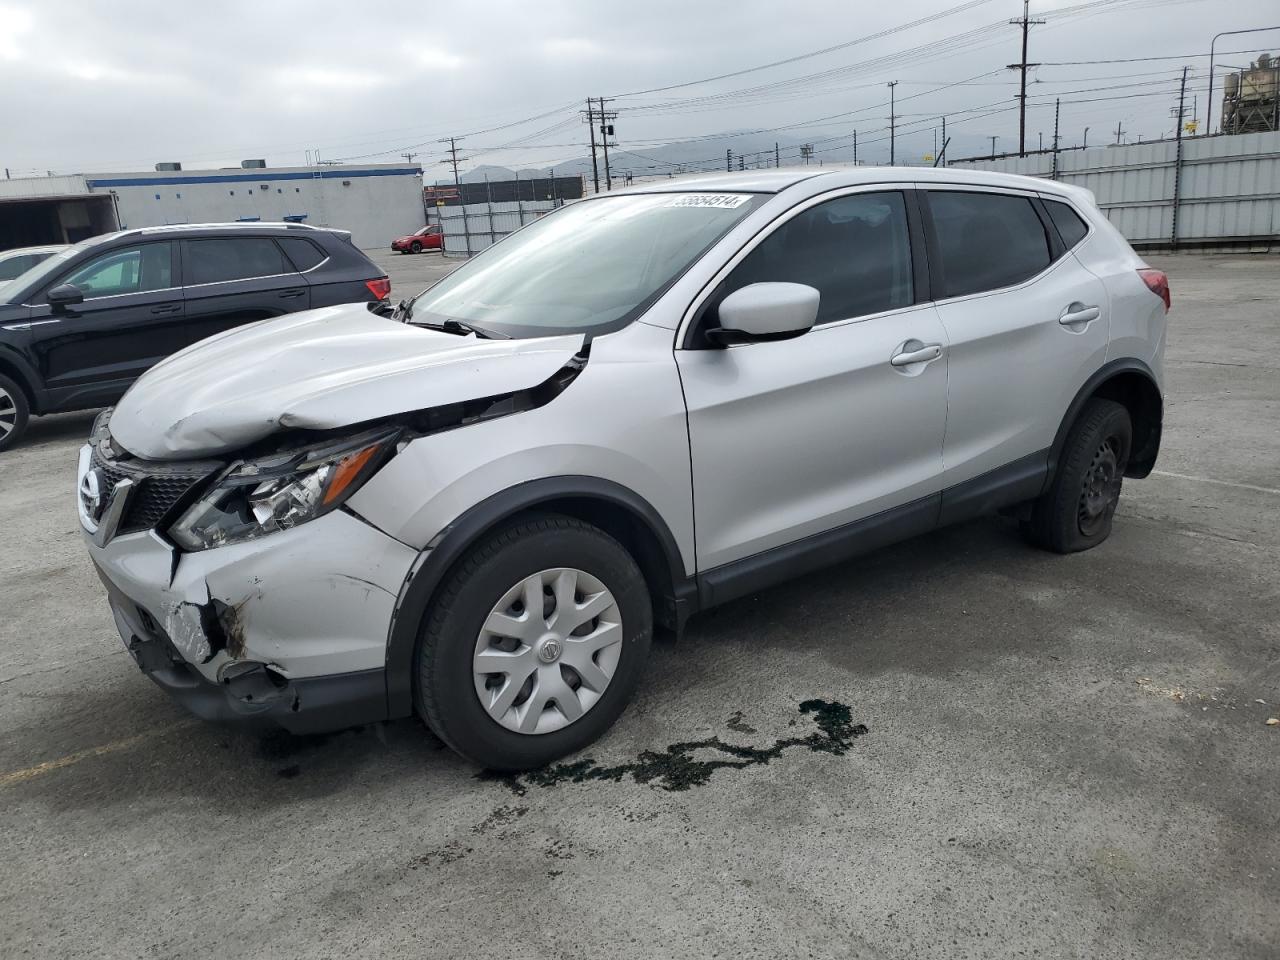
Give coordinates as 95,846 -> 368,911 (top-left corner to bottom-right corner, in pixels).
610,165 -> 1082,199
0,244 -> 69,257
72,223 -> 334,248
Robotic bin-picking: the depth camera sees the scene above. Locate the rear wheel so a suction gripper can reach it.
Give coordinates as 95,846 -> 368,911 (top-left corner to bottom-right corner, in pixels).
416,515 -> 652,770
0,374 -> 30,453
1024,398 -> 1132,553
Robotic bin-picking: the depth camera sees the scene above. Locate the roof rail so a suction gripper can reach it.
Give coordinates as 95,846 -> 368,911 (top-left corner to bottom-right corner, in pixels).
130,221 -> 324,236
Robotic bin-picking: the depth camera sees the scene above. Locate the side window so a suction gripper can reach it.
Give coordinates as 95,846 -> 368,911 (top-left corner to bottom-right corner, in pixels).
60,243 -> 174,298
1044,199 -> 1089,250
0,254 -> 37,281
927,191 -> 1051,299
183,238 -> 293,285
716,191 -> 913,325
277,237 -> 326,271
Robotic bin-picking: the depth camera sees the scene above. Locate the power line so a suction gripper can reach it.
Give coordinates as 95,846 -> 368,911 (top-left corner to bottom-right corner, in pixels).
609,0 -> 1001,98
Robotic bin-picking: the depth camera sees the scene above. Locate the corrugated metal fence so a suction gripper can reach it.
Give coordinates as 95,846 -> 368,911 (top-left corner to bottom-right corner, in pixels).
432,199 -> 561,257
951,130 -> 1280,247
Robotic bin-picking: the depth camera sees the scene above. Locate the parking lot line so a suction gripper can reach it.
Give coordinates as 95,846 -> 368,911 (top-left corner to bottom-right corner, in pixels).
1153,470 -> 1280,497
0,724 -> 193,789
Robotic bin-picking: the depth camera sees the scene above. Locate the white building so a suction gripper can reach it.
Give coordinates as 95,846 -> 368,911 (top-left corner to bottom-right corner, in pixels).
0,162 -> 425,251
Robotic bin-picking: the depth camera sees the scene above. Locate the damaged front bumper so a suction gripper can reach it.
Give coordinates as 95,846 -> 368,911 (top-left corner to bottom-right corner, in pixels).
80,443 -> 420,732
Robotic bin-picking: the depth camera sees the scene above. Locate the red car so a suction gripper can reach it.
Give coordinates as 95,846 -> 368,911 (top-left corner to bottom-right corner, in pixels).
392,225 -> 443,254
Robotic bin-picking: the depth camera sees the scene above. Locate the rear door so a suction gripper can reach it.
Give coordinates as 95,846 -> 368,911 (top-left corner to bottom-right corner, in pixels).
180,236 -> 309,346
921,187 -> 1109,491
27,240 -> 183,407
676,188 -> 948,571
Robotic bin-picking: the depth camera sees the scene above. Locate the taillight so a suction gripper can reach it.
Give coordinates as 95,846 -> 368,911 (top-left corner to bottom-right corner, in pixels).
365,277 -> 391,301
1137,268 -> 1170,312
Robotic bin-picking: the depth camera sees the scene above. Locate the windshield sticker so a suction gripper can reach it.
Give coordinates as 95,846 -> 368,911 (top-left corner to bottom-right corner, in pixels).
661,194 -> 751,209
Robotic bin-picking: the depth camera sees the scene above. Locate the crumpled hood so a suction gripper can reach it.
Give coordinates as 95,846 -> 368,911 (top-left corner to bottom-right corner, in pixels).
110,302 -> 584,460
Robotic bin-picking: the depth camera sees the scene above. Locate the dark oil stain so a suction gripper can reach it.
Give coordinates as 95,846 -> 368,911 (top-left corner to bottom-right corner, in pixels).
544,840 -> 575,860
480,699 -> 867,795
547,869 -> 563,879
411,841 -> 472,869
726,711 -> 757,734
472,805 -> 529,835
277,764 -> 301,779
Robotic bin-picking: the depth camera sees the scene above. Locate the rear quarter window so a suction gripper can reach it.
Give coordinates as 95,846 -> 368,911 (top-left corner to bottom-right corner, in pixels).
927,190 -> 1052,299
277,237 -> 327,271
1044,199 -> 1090,249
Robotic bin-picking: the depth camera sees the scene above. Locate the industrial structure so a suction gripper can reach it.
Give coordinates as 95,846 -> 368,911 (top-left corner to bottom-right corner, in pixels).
1221,53 -> 1280,135
0,161 -> 425,251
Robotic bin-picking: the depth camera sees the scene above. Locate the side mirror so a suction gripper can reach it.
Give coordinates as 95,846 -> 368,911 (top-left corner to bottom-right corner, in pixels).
47,283 -> 85,311
707,282 -> 819,347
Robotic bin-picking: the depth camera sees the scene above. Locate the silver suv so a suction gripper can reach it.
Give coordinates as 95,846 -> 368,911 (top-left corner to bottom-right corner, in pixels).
78,168 -> 1168,770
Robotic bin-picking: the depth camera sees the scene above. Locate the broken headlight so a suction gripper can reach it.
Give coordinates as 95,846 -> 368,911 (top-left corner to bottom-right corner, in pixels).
168,428 -> 398,551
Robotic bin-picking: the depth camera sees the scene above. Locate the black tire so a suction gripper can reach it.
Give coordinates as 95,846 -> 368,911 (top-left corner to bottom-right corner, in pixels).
416,515 -> 652,771
1024,398 -> 1132,553
410,241 -> 422,254
0,373 -> 31,453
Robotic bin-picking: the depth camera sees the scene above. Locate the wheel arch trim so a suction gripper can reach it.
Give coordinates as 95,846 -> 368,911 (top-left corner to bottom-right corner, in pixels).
382,475 -> 689,719
0,348 -> 43,414
1047,357 -> 1162,486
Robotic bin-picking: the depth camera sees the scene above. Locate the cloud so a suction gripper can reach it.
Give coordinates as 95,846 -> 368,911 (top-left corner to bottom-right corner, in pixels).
0,4 -> 34,60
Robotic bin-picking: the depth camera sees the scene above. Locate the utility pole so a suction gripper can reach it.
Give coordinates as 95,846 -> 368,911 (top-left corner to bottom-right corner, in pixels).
598,97 -> 616,191
990,135 -> 999,158
1008,0 -> 1044,157
853,129 -> 858,165
401,151 -> 418,164
887,81 -> 898,165
726,148 -> 733,172
1113,120 -> 1125,145
775,142 -> 780,168
1038,132 -> 1043,152
440,137 -> 464,191
440,137 -> 468,255
940,116 -> 946,166
1051,97 -> 1060,179
584,99 -> 600,193
1172,65 -> 1189,245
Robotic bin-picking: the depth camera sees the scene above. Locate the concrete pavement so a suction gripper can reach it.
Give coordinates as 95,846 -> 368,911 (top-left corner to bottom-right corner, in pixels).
1,252 -> 1276,959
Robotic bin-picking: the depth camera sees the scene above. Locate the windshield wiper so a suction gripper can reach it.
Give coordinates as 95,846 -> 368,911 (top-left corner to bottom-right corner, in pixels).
418,317 -> 510,340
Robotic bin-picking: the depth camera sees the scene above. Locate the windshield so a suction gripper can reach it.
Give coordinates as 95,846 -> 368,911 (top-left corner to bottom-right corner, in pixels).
0,246 -> 80,302
408,192 -> 763,339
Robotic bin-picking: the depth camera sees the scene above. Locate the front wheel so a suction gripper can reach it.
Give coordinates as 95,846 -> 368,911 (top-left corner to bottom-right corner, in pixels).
416,515 -> 652,770
1024,398 -> 1132,553
0,374 -> 31,453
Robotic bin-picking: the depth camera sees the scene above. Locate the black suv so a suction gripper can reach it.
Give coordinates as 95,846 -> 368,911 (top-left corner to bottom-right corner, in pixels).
0,223 -> 390,450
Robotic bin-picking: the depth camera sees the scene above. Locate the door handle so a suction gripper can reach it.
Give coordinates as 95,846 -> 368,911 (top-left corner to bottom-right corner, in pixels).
1059,304 -> 1100,326
150,304 -> 181,315
890,344 -> 942,367
278,289 -> 306,300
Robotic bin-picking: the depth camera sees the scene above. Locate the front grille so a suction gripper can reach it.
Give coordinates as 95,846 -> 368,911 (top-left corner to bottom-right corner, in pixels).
90,445 -> 217,534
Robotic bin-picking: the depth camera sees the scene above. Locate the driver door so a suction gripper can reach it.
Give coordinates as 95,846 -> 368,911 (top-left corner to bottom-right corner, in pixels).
28,241 -> 183,408
675,189 -> 948,578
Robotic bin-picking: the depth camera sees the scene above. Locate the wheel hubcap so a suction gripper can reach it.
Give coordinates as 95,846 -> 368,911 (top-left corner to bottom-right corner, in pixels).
473,567 -> 623,735
1078,438 -> 1122,537
0,387 -> 15,438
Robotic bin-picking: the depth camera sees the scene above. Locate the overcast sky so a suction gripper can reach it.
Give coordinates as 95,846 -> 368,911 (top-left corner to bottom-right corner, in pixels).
0,0 -> 1271,177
